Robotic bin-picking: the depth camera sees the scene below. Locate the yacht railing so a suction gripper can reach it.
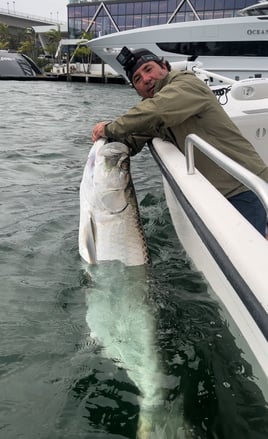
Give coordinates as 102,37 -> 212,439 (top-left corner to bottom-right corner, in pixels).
185,133 -> 268,215
192,66 -> 236,85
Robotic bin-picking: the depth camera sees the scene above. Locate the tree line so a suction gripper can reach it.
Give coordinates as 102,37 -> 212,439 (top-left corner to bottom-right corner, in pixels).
0,24 -> 92,67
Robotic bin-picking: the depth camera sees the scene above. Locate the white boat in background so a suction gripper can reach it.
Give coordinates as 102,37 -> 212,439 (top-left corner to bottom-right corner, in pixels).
87,1 -> 268,82
239,0 -> 268,15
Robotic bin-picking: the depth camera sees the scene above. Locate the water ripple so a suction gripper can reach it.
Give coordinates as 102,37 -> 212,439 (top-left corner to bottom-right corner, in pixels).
0,80 -> 267,439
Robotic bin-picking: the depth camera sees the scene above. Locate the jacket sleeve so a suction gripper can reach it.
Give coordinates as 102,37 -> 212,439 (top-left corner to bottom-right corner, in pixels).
105,123 -> 151,155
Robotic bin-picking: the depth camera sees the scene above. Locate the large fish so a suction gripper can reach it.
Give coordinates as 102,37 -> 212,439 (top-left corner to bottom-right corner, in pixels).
79,139 -> 168,438
79,138 -> 150,266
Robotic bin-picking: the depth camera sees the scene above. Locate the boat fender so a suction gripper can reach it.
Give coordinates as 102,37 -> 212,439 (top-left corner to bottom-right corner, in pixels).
171,61 -> 188,71
171,60 -> 204,73
231,78 -> 268,100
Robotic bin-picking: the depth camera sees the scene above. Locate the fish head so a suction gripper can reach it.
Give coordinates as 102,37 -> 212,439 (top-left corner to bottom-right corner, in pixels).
92,141 -> 131,213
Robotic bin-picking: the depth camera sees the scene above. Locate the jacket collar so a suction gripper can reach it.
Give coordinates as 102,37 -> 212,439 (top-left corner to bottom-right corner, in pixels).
154,70 -> 178,94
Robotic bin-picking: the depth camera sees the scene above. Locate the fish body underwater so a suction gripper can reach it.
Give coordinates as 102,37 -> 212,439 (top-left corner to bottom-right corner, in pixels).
78,139 -> 185,438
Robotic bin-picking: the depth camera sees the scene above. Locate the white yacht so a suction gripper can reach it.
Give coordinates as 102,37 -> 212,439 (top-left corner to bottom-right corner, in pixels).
87,1 -> 268,81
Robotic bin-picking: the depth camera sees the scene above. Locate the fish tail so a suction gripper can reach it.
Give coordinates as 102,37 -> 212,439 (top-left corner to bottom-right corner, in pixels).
136,394 -> 193,439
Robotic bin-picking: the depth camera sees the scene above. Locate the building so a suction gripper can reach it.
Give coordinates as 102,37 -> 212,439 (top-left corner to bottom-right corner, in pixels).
67,0 -> 256,38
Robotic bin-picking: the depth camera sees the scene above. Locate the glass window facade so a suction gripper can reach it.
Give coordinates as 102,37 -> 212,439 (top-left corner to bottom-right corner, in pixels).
67,0 -> 254,38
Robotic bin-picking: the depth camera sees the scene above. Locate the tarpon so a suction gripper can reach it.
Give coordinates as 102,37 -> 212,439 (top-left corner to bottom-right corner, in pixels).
79,138 -> 150,266
78,139 -> 200,438
78,139 -> 170,438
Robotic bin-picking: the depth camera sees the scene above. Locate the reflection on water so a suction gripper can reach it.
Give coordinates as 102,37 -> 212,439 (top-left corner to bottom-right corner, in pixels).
0,80 -> 267,439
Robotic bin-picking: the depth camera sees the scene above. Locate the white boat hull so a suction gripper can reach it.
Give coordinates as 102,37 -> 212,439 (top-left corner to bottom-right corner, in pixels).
151,137 -> 268,392
222,90 -> 268,166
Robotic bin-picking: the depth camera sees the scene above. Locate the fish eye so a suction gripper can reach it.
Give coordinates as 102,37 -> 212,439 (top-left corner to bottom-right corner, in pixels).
120,157 -> 130,171
103,149 -> 129,171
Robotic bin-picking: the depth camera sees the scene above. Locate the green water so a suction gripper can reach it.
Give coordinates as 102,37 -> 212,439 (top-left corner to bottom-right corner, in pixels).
0,80 -> 267,439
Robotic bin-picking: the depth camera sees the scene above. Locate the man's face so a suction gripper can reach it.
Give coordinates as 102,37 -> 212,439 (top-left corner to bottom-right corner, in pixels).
132,61 -> 169,98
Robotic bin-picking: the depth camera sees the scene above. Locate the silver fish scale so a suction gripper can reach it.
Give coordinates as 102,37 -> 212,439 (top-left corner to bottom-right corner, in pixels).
92,185 -> 150,266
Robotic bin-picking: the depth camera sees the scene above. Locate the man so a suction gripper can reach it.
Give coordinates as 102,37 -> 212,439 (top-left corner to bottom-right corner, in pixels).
92,47 -> 268,237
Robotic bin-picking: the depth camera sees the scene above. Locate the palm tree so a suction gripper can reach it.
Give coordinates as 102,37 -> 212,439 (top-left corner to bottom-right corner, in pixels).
71,31 -> 93,72
45,27 -> 62,61
18,28 -> 36,59
0,23 -> 11,49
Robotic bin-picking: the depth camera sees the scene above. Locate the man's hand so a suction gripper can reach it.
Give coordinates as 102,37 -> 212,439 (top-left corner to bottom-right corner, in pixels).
92,121 -> 110,142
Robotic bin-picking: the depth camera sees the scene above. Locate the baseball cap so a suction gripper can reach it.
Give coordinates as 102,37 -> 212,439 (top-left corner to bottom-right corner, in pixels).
116,46 -> 161,82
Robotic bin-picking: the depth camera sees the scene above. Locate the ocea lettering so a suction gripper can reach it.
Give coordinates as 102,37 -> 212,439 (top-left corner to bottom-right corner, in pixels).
247,29 -> 268,35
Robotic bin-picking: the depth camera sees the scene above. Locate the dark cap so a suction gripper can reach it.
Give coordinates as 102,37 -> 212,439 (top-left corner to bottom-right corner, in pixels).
116,46 -> 161,83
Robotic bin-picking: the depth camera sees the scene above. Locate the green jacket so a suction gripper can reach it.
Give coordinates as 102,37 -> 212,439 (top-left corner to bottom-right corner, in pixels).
105,70 -> 268,198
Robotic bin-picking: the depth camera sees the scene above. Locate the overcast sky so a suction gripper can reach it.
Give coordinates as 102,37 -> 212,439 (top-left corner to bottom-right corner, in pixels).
6,0 -> 68,22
